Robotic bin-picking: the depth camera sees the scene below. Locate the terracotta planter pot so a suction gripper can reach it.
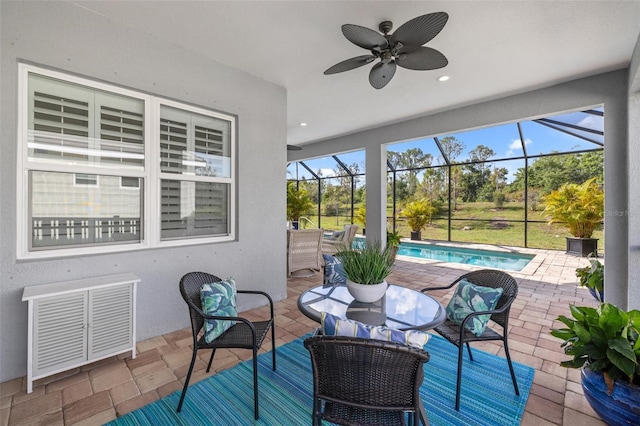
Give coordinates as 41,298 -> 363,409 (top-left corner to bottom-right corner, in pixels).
581,368 -> 640,425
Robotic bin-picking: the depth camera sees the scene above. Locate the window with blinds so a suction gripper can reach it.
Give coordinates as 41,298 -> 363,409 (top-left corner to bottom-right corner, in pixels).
18,64 -> 235,259
28,73 -> 144,169
159,105 -> 231,240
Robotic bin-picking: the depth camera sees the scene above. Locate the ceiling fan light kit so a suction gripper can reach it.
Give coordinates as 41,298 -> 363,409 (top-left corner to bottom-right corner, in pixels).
324,12 -> 449,89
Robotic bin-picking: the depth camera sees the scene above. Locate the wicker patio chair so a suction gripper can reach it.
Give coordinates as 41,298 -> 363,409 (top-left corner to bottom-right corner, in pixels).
322,224 -> 359,255
421,269 -> 520,411
288,228 -> 324,277
177,272 -> 276,420
304,335 -> 430,426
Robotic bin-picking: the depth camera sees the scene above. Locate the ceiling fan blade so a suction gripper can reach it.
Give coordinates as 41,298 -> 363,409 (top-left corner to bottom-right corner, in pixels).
342,24 -> 389,50
324,55 -> 375,75
391,12 -> 448,49
396,47 -> 448,70
369,61 -> 396,89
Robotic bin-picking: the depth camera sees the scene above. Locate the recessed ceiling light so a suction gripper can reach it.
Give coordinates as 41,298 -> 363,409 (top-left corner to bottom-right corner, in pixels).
437,75 -> 450,82
299,122 -> 308,127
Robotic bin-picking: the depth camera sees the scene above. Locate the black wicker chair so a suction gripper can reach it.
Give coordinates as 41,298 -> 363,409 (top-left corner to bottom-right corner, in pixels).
422,269 -> 519,411
177,272 -> 276,420
304,335 -> 430,426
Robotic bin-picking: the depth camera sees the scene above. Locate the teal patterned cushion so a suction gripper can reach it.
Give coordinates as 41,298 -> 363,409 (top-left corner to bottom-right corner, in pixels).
201,278 -> 237,343
321,312 -> 430,349
323,254 -> 346,286
445,279 -> 504,337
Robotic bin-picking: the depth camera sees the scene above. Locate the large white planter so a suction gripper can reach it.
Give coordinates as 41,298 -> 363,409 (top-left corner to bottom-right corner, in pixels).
346,280 -> 388,303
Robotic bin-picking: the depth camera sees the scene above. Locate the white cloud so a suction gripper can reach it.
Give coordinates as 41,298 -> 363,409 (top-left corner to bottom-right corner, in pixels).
577,115 -> 603,132
318,168 -> 336,177
505,138 -> 532,156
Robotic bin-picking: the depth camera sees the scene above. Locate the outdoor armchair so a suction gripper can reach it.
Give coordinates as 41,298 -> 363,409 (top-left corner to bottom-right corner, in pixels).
304,334 -> 430,426
288,228 -> 324,277
322,224 -> 358,255
177,272 -> 276,420
421,269 -> 519,411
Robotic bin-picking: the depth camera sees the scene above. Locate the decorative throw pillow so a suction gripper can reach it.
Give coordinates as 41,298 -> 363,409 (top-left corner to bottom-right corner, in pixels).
331,231 -> 345,240
323,254 -> 347,286
445,279 -> 504,337
201,278 -> 238,343
321,311 -> 430,349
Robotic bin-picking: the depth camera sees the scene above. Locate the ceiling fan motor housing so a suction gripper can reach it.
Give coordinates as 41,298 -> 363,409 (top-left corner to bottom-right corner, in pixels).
379,20 -> 393,34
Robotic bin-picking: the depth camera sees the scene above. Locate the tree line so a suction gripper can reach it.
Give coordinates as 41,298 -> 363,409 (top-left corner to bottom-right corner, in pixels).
290,136 -> 603,218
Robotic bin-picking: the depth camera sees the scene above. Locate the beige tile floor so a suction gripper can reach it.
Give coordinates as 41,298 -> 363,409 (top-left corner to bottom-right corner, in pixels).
0,245 -> 607,425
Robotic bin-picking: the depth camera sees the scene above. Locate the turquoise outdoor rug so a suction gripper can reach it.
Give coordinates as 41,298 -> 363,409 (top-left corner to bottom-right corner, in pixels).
106,334 -> 534,425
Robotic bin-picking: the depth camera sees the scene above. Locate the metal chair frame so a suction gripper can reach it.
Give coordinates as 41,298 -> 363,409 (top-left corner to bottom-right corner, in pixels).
177,272 -> 276,420
422,269 -> 520,411
304,334 -> 430,426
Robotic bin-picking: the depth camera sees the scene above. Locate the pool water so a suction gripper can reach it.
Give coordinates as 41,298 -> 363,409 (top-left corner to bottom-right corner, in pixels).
396,242 -> 534,272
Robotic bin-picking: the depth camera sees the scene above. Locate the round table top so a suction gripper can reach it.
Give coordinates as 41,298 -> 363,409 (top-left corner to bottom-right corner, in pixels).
297,284 -> 446,331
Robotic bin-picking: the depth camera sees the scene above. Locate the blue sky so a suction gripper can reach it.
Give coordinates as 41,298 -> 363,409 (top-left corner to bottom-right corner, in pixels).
288,108 -> 603,183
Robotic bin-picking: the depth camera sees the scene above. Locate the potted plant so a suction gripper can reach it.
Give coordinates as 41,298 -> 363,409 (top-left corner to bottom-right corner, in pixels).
576,256 -> 604,302
287,182 -> 313,229
386,230 -> 402,259
335,241 -> 395,303
541,178 -> 604,256
354,205 -> 366,235
403,199 -> 434,240
550,303 -> 640,425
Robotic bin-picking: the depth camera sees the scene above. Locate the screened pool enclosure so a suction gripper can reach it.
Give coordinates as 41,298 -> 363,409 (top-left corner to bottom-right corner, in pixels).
287,108 -> 604,251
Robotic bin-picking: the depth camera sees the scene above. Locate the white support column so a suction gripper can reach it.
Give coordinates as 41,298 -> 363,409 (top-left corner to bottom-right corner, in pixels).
365,144 -> 387,247
604,93 -> 629,309
627,90 -> 640,310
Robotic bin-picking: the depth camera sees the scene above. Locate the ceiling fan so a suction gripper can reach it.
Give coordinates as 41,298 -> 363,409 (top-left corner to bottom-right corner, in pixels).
324,12 -> 449,89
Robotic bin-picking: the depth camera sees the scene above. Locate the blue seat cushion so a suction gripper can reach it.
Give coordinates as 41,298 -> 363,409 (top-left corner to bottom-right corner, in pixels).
201,278 -> 238,343
321,311 -> 430,349
445,279 -> 504,337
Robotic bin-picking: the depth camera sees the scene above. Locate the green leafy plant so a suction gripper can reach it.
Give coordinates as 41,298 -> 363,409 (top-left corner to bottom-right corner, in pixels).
550,303 -> 640,392
286,182 -> 313,222
354,206 -> 366,228
386,230 -> 402,248
541,178 -> 604,238
335,241 -> 395,285
576,256 -> 604,300
403,199 -> 436,233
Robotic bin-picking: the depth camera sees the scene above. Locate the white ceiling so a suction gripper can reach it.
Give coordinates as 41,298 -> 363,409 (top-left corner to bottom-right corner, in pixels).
73,1 -> 640,146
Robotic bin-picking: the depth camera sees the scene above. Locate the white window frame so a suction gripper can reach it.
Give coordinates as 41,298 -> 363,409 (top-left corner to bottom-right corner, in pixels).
17,64 -> 236,260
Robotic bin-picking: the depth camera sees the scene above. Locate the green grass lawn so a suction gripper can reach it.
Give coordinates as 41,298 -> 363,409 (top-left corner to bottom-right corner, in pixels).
300,200 -> 604,253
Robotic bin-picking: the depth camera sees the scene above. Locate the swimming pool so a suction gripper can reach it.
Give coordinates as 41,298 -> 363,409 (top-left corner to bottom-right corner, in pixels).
396,242 -> 534,272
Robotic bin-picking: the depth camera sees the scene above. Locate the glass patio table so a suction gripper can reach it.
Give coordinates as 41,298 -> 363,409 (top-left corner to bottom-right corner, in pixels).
297,284 -> 446,331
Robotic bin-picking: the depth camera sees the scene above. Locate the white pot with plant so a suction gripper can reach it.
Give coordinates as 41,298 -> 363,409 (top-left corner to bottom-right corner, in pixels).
336,241 -> 395,303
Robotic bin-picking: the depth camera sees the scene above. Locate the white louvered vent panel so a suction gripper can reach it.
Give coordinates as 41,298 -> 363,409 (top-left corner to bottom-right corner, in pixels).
88,284 -> 133,359
33,292 -> 87,376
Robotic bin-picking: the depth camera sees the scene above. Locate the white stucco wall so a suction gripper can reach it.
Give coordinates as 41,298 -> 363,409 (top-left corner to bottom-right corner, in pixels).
291,70 -> 633,310
1,2 -> 287,382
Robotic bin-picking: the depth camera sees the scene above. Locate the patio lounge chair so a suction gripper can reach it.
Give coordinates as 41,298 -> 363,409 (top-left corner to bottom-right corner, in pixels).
287,228 -> 324,277
422,269 -> 520,411
322,224 -> 359,255
177,272 -> 276,420
304,334 -> 430,426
